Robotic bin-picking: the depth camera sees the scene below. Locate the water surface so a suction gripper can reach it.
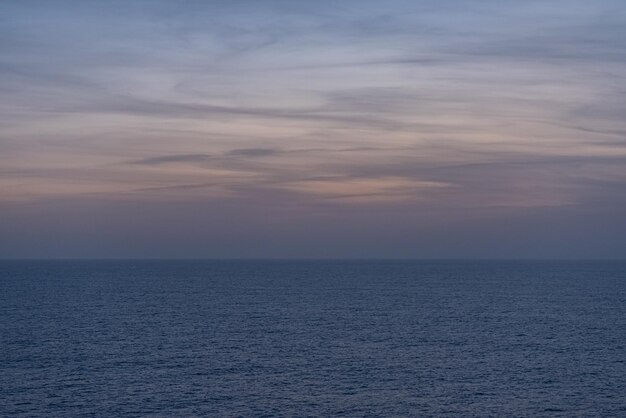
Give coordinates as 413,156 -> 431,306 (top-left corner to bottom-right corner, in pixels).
1,260 -> 625,416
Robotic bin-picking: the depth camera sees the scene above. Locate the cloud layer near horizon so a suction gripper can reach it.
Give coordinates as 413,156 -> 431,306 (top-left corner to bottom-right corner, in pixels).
1,0 -> 625,258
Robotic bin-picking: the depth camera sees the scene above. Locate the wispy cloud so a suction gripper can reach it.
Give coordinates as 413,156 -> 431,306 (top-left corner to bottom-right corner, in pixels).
131,154 -> 213,165
1,0 -> 625,257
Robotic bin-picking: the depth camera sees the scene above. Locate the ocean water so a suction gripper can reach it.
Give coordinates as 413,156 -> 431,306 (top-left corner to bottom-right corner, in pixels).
1,260 -> 625,417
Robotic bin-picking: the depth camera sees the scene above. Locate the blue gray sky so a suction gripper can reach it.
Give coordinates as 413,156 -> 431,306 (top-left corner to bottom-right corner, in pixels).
1,0 -> 625,258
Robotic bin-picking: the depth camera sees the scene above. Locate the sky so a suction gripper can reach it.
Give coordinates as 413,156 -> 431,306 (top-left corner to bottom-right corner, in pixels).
1,0 -> 625,259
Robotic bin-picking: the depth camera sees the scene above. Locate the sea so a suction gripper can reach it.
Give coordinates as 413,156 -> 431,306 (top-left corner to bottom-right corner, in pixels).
1,260 -> 625,416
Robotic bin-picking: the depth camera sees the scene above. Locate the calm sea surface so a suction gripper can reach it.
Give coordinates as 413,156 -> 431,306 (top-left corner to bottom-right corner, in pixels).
1,260 -> 625,416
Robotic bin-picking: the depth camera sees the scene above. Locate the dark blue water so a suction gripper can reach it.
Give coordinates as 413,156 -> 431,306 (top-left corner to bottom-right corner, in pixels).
1,261 -> 625,416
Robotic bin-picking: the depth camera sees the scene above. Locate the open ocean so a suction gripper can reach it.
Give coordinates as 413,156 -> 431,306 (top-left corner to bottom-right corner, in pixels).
1,260 -> 625,416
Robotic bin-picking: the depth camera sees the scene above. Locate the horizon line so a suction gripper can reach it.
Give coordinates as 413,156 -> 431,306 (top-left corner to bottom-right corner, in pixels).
2,258 -> 625,262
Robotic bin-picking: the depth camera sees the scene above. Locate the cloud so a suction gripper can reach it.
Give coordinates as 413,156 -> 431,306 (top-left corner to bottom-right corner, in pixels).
225,148 -> 279,157
130,154 -> 212,165
274,176 -> 451,202
1,0 -> 626,257
129,149 -> 278,167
